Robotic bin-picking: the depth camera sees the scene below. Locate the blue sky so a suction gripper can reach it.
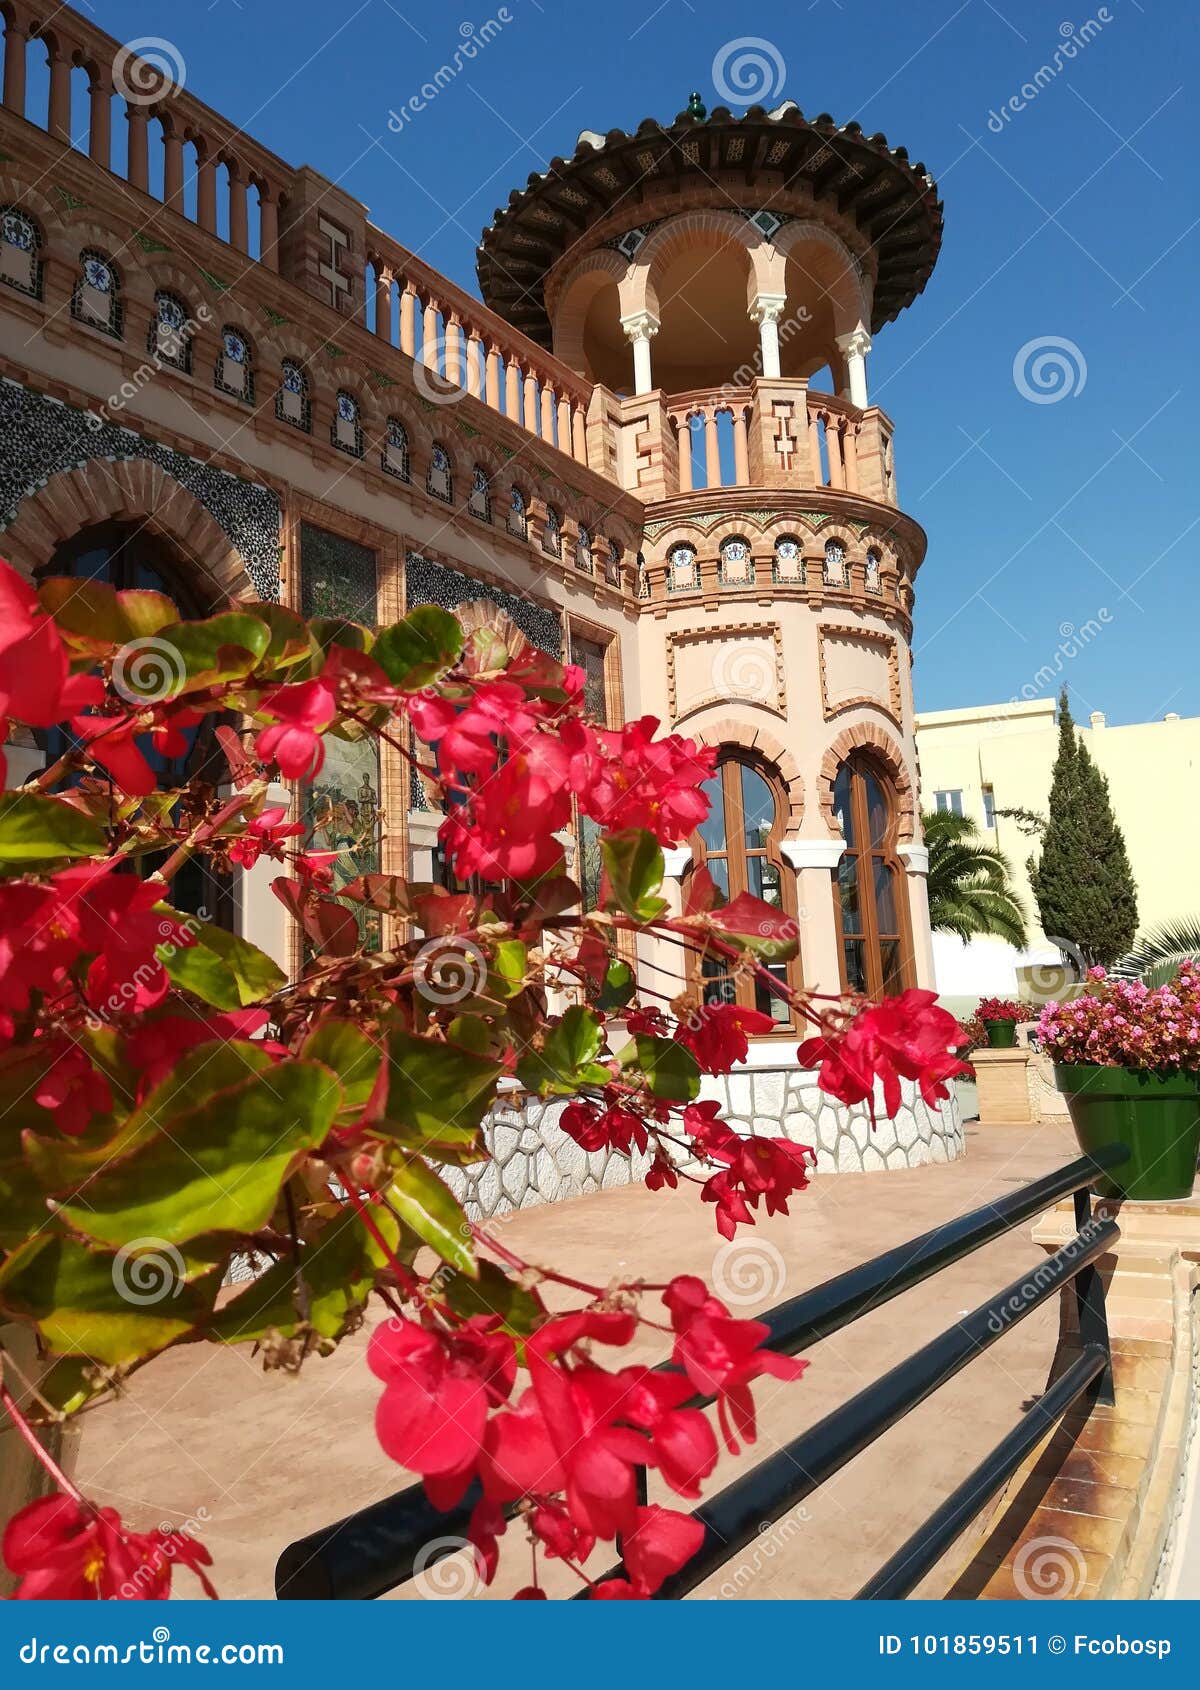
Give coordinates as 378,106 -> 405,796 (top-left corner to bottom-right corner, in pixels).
86,0 -> 1197,724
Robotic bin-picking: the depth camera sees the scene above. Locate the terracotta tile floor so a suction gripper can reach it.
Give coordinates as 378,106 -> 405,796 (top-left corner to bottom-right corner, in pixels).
72,1118 -> 1083,1600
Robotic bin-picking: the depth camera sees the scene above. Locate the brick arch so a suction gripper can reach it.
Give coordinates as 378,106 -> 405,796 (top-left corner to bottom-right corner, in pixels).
631,211 -> 771,319
695,716 -> 804,832
818,722 -> 915,842
549,249 -> 629,375
0,459 -> 255,604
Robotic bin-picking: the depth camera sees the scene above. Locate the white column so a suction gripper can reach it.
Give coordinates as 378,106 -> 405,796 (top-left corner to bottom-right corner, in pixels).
781,838 -> 847,1005
749,293 -> 787,380
835,328 -> 872,409
239,781 -> 293,974
620,311 -> 660,396
897,842 -> 936,991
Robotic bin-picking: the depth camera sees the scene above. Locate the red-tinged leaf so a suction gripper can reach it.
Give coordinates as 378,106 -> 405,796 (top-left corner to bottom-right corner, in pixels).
707,892 -> 798,959
271,879 -> 359,956
338,874 -> 414,915
685,863 -> 719,916
215,724 -> 255,786
412,889 -> 478,936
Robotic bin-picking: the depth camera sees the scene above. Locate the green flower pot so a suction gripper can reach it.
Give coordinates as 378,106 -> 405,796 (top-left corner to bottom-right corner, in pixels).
1054,1063 -> 1200,1200
984,1020 -> 1017,1049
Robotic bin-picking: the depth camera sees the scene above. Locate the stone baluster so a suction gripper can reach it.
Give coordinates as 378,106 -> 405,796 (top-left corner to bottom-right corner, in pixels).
227,159 -> 249,253
46,35 -> 70,143
485,342 -> 502,408
732,405 -> 750,486
258,184 -> 280,272
676,412 -> 693,493
807,401 -> 823,488
703,406 -> 720,489
422,298 -> 440,368
467,332 -> 484,398
196,141 -> 218,232
372,264 -> 392,342
540,383 -> 555,439
522,367 -> 538,434
556,392 -> 571,446
826,412 -> 845,490
843,421 -> 860,494
504,358 -> 520,419
399,285 -> 417,356
571,404 -> 587,463
444,313 -> 462,383
162,114 -> 184,209
87,64 -> 112,167
3,10 -> 29,116
126,104 -> 150,191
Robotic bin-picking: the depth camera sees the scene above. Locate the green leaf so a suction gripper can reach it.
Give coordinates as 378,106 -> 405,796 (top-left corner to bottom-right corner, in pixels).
385,1029 -> 501,1145
0,1233 -> 223,1366
115,612 -> 271,699
373,606 -> 463,691
54,1063 -> 340,1248
597,958 -> 635,1012
708,892 -> 799,961
300,1021 -> 382,1125
38,577 -> 176,649
0,792 -> 106,865
159,910 -> 287,1009
307,616 -> 374,657
386,1160 -> 476,1276
442,1258 -> 547,1338
601,829 -> 668,922
209,1205 -> 400,1343
490,939 -> 528,1001
516,1005 -> 611,1096
620,1034 -> 700,1102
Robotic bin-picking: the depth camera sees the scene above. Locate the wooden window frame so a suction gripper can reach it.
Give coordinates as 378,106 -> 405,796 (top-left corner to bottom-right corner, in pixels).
831,751 -> 915,1001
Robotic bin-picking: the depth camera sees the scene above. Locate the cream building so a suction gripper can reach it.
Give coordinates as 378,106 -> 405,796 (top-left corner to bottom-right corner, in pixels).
914,699 -> 1200,1010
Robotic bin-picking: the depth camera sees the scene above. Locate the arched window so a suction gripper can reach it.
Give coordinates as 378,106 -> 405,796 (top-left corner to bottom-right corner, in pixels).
38,523 -> 228,924
667,542 -> 697,593
332,390 -> 363,457
692,753 -> 799,1024
468,466 -> 492,521
72,249 -> 123,338
1,208 -> 43,298
427,442 -> 452,503
823,538 -> 847,586
773,535 -> 803,584
575,523 -> 593,575
149,290 -> 192,372
276,358 -> 310,431
382,418 -> 410,481
832,752 -> 912,1000
719,536 -> 753,586
865,547 -> 882,594
214,326 -> 254,402
542,504 -> 562,558
604,538 -> 622,587
507,485 -> 528,540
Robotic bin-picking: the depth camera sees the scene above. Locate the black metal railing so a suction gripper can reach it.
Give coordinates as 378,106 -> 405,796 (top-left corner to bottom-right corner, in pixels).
276,1144 -> 1126,1602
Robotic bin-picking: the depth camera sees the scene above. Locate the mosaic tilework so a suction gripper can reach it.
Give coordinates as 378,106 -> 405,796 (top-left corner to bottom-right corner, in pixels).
0,377 -> 281,597
404,550 -> 562,658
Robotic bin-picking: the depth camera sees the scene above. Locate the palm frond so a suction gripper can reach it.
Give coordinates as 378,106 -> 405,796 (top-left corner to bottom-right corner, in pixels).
923,810 -> 1029,949
1120,918 -> 1200,985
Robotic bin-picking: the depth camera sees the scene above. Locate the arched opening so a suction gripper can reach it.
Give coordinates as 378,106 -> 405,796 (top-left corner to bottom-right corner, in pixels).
651,242 -> 757,394
38,521 -> 230,923
832,751 -> 913,1000
691,751 -> 800,1025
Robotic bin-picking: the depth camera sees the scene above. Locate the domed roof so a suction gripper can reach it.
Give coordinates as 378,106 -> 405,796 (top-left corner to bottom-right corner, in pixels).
476,98 -> 943,351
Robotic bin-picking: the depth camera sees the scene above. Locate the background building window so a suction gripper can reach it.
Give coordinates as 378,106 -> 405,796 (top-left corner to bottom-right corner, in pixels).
692,753 -> 798,1025
934,789 -> 963,816
832,753 -> 912,1000
982,785 -> 996,829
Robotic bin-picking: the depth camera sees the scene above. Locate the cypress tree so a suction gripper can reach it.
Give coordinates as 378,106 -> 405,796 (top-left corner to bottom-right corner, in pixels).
1028,690 -> 1138,968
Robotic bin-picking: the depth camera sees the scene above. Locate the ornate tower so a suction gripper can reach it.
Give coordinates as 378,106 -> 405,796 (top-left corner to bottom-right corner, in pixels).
479,97 -> 944,1017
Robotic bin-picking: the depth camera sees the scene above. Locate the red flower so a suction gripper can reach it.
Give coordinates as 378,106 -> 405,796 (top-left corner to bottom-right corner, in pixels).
228,806 -> 305,869
679,1003 -> 776,1074
568,717 -> 715,844
0,562 -> 102,783
621,1503 -> 705,1597
256,676 -> 337,779
32,1039 -> 112,1135
664,1275 -> 807,1453
3,1494 -> 216,1600
614,1367 -> 717,1498
369,1315 -> 516,1507
69,711 -> 157,796
125,1009 -> 276,1097
798,989 -> 970,1122
440,744 -> 571,882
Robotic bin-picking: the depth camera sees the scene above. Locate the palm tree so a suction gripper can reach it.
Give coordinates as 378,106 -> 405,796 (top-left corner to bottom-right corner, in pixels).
1119,919 -> 1200,987
923,810 -> 1028,948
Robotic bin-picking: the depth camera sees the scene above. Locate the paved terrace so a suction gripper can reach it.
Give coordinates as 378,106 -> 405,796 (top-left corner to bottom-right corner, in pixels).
74,1120 -> 1082,1600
